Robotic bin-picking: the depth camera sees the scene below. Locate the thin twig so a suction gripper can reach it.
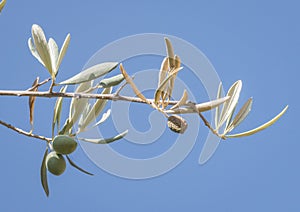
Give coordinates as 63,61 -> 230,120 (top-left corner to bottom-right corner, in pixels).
0,89 -> 179,105
27,78 -> 51,91
0,120 -> 51,142
48,80 -> 55,93
187,102 -> 225,139
114,75 -> 135,97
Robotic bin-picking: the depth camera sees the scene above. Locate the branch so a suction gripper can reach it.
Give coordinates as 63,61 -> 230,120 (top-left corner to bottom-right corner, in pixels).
0,120 -> 51,142
0,89 -> 180,105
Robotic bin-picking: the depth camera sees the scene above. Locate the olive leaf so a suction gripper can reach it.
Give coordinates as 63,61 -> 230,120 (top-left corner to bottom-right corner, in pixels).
58,62 -> 118,85
224,97 -> 253,134
31,24 -> 53,77
79,130 -> 128,144
52,86 -> 68,138
60,81 -> 93,135
28,38 -> 45,66
170,89 -> 188,110
78,103 -> 91,130
29,77 -> 39,133
154,66 -> 183,106
92,109 -> 111,128
154,57 -> 169,106
40,148 -> 49,197
165,37 -> 175,68
0,0 -> 7,12
226,105 -> 288,138
165,96 -> 230,114
154,39 -> 181,109
120,63 -> 151,104
166,55 -> 181,102
29,24 -> 70,80
69,81 -> 93,122
78,87 -> 112,132
214,82 -> 223,129
217,80 -> 242,129
158,57 -> 169,90
48,38 -> 59,77
66,155 -> 93,176
98,74 -> 125,88
56,33 -> 70,75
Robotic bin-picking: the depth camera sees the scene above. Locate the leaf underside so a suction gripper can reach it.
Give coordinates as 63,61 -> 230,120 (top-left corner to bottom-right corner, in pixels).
40,148 -> 49,197
59,62 -> 118,85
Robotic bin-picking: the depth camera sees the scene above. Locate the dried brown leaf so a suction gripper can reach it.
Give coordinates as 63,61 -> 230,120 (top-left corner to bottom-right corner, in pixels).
29,77 -> 39,133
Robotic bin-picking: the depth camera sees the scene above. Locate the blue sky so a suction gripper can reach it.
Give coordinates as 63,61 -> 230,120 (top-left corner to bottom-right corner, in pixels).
0,0 -> 297,211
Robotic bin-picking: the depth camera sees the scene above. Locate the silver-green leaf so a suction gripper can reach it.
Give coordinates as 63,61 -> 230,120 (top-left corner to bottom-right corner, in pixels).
66,155 -> 93,176
56,33 -> 71,72
52,86 -> 68,138
217,80 -> 242,129
31,24 -> 53,77
225,97 -> 253,134
214,82 -> 223,129
58,62 -> 118,85
226,105 -> 288,138
78,87 -> 112,132
40,148 -> 49,197
48,38 -> 59,77
79,130 -> 128,144
99,74 -> 125,88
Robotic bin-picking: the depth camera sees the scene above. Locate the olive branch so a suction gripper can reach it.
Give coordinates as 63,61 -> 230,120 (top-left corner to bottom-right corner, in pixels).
0,23 -> 288,197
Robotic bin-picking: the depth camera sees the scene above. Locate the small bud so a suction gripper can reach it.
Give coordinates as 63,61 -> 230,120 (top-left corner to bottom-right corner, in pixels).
167,115 -> 188,134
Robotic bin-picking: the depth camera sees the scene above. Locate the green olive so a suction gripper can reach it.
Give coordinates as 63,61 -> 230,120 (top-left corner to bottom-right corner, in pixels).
52,135 -> 77,155
46,151 -> 66,176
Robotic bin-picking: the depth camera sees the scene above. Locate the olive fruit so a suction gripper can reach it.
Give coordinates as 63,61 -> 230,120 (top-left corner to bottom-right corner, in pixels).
167,115 -> 188,134
46,151 -> 66,176
52,135 -> 77,155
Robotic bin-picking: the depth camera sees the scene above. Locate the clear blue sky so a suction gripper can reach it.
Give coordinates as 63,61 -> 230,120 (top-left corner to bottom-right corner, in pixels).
0,0 -> 297,211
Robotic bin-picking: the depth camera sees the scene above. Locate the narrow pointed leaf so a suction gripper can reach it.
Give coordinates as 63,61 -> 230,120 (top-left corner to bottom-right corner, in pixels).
52,86 -> 68,138
69,81 -> 93,123
79,87 -> 112,131
154,57 -> 169,104
0,0 -> 7,12
28,38 -> 45,66
154,67 -> 183,105
79,130 -> 128,144
93,109 -> 111,127
66,155 -> 93,176
40,148 -> 49,197
217,80 -> 242,129
61,81 -> 92,135
165,96 -> 230,114
99,74 -> 124,88
225,105 -> 236,130
59,118 -> 73,135
170,89 -> 188,110
214,82 -> 223,129
158,57 -> 169,88
58,62 -> 118,85
165,37 -> 175,68
167,55 -> 181,101
48,38 -> 59,77
31,24 -> 53,76
78,103 -> 91,130
29,77 -> 39,133
56,33 -> 70,72
226,105 -> 288,138
225,97 -> 253,134
120,63 -> 150,104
